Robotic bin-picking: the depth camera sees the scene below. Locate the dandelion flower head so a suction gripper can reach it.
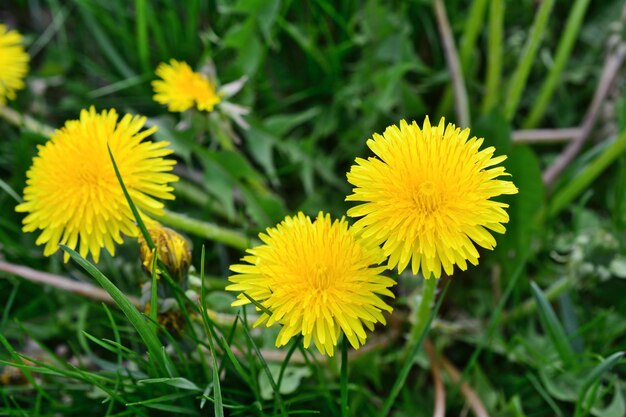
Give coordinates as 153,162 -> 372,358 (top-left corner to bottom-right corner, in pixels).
16,107 -> 178,262
152,59 -> 221,112
227,212 -> 396,356
0,24 -> 29,104
346,117 -> 518,279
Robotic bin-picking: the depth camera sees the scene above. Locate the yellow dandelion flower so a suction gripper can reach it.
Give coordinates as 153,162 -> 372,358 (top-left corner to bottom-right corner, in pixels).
0,24 -> 29,105
16,107 -> 178,262
152,60 -> 221,112
227,212 -> 396,356
346,117 -> 518,279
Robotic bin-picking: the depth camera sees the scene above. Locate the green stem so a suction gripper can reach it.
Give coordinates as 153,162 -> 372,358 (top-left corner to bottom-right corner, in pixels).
173,181 -> 244,225
481,0 -> 504,113
409,277 -> 439,343
380,277 -> 443,417
340,336 -> 349,417
548,129 -> 626,217
156,209 -> 253,251
208,112 -> 235,151
523,0 -> 591,128
504,0 -> 556,121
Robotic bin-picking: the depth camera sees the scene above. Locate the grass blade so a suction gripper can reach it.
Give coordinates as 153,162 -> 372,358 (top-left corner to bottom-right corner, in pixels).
504,0 -> 555,121
135,0 -> 150,73
530,281 -> 575,365
481,0 -> 504,112
199,245 -> 225,417
548,129 -> 626,217
240,319 -> 288,417
77,3 -> 135,79
523,0 -> 591,128
60,245 -> 170,377
149,249 -> 158,333
107,143 -> 154,249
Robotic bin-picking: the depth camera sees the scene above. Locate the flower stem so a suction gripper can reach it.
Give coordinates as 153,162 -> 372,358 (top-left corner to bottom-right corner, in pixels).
409,277 -> 439,344
380,277 -> 442,417
156,209 -> 254,251
340,336 -> 349,417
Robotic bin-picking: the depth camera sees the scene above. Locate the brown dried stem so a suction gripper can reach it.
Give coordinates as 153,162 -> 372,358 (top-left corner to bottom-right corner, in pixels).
542,4 -> 626,187
425,338 -> 447,417
425,339 -> 490,417
0,260 -> 141,307
434,0 -> 470,127
512,128 -> 580,144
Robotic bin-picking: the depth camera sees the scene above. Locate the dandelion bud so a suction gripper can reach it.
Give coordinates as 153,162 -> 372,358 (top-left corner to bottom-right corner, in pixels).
139,225 -> 191,280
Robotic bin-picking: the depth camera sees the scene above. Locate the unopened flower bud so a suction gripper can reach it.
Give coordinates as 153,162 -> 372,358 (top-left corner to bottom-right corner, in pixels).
139,224 -> 191,280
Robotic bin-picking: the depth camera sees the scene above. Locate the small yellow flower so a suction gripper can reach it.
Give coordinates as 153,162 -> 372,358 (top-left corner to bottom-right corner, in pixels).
227,212 -> 395,356
138,222 -> 191,280
346,117 -> 518,279
152,60 -> 221,112
0,24 -> 29,105
16,107 -> 178,262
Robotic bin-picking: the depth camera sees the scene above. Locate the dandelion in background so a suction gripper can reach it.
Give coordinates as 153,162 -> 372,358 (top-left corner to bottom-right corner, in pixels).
0,24 -> 29,105
346,117 -> 518,279
152,59 -> 221,112
16,107 -> 178,262
227,212 -> 396,356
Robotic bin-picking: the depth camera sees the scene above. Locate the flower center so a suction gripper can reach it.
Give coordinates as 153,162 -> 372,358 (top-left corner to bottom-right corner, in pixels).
310,265 -> 333,291
412,181 -> 443,215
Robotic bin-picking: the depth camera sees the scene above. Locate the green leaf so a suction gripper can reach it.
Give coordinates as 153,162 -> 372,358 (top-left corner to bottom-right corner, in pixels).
147,116 -> 195,164
473,111 -> 512,154
500,146 -> 544,256
540,368 -> 582,402
240,319 -> 287,416
246,126 -> 279,184
259,364 -> 311,400
199,246 -> 225,417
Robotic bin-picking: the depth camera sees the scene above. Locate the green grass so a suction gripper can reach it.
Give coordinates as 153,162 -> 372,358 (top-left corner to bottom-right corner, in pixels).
2,1 -> 626,416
